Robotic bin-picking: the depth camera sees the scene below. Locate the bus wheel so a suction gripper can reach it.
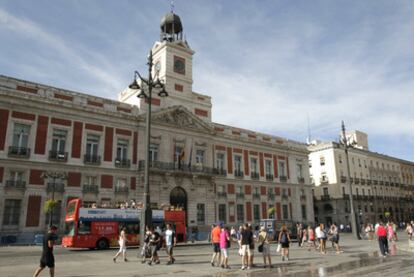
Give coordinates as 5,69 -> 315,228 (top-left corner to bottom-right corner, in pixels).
96,239 -> 109,250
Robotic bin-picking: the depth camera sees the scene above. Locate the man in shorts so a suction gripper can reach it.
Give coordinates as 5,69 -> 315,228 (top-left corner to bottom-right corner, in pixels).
148,227 -> 161,265
210,224 -> 221,266
240,223 -> 253,270
33,225 -> 58,277
164,223 -> 177,265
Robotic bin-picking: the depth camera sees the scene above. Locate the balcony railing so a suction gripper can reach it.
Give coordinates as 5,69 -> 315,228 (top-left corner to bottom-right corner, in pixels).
280,176 -> 287,182
215,168 -> 227,176
266,174 -> 274,181
320,179 -> 329,185
84,154 -> 101,165
385,181 -> 390,186
298,177 -> 305,184
5,180 -> 26,190
47,182 -> 65,193
268,194 -> 275,201
137,160 -> 226,176
48,150 -> 68,162
115,158 -> 131,168
253,193 -> 261,200
236,193 -> 245,199
234,170 -> 244,178
217,192 -> 227,198
360,179 -> 366,185
367,180 -> 372,185
82,184 -> 99,193
321,195 -> 330,201
250,172 -> 260,180
115,186 -> 129,193
374,180 -> 378,185
8,146 -> 30,158
281,194 -> 289,200
341,176 -> 347,183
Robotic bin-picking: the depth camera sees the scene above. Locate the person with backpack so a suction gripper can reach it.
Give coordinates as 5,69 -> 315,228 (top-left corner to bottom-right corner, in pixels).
278,224 -> 291,261
219,226 -> 231,269
257,226 -> 272,268
164,223 -> 177,265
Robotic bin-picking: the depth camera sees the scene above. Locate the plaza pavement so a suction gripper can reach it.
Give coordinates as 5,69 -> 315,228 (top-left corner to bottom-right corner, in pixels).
1,231 -> 414,277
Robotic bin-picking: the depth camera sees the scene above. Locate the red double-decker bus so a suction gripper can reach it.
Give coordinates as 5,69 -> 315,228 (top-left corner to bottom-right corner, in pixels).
62,198 -> 186,249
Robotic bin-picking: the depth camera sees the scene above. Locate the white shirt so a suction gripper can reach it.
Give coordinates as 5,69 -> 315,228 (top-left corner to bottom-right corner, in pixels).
315,226 -> 322,239
165,229 -> 174,246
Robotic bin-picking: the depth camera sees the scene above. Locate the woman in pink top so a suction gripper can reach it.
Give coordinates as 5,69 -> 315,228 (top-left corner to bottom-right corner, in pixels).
307,226 -> 316,251
219,226 -> 231,269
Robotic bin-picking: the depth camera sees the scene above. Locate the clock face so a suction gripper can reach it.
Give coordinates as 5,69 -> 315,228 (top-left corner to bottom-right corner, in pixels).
173,56 -> 185,75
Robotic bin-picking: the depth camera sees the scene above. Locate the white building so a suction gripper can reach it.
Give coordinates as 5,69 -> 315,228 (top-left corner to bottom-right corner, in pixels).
309,131 -> 414,226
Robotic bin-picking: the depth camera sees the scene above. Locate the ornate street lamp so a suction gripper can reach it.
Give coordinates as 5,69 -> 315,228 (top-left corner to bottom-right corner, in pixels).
340,121 -> 361,239
128,50 -> 169,246
41,171 -> 68,227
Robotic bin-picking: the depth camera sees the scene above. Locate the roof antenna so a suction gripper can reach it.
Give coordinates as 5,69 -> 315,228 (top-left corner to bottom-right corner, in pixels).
171,0 -> 175,13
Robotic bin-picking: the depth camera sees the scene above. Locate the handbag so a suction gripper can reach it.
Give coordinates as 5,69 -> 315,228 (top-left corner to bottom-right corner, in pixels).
257,233 -> 266,253
276,243 -> 281,253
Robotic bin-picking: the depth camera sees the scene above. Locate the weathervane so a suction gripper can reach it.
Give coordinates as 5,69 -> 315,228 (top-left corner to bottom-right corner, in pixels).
171,0 -> 175,13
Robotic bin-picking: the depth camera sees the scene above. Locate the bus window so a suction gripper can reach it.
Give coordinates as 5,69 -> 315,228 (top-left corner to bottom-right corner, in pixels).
78,221 -> 91,235
66,201 -> 76,217
65,221 -> 75,236
120,222 -> 139,235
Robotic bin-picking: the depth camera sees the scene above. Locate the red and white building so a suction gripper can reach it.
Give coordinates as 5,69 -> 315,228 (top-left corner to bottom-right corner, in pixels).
0,11 -> 314,242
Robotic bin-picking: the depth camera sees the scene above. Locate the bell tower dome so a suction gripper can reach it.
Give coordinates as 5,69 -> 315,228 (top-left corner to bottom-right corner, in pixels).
160,12 -> 183,42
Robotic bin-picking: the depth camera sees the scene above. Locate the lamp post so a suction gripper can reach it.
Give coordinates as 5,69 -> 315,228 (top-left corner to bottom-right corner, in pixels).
41,171 -> 68,227
128,50 -> 169,246
341,121 -> 361,239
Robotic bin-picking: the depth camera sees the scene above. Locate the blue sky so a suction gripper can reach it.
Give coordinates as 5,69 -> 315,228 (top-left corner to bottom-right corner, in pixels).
1,0 -> 413,161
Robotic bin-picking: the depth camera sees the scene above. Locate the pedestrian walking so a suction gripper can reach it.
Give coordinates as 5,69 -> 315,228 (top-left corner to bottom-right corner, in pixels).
164,223 -> 177,265
210,224 -> 221,267
376,222 -> 389,257
240,223 -> 253,270
297,223 -> 303,247
387,222 -> 395,242
33,225 -> 58,277
113,227 -> 128,262
278,224 -> 291,261
219,226 -> 231,269
249,224 -> 256,267
140,226 -> 151,264
316,223 -> 327,254
406,223 -> 413,240
148,227 -> 161,265
329,223 -> 343,254
257,226 -> 272,268
307,226 -> 316,251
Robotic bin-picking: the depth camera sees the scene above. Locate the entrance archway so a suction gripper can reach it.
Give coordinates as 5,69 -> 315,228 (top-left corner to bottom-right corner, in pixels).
169,187 -> 187,242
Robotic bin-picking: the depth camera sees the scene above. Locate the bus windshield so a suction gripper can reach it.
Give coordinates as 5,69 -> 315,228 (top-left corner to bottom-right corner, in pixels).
66,201 -> 77,217
65,221 -> 75,236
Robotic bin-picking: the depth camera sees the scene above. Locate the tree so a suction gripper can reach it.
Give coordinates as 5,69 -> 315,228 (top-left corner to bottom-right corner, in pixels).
268,207 -> 275,219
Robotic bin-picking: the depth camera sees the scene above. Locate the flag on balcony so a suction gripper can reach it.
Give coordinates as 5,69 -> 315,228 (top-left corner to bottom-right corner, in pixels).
188,144 -> 193,168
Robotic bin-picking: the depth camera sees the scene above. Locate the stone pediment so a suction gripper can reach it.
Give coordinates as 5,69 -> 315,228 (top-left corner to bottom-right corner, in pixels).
151,106 -> 213,133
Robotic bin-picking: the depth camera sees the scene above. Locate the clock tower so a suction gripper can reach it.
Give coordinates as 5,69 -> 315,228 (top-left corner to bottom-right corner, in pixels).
119,11 -> 212,121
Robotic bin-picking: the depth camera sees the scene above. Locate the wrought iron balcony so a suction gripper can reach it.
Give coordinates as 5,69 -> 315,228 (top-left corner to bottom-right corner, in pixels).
367,180 -> 372,185
137,160 -> 225,176
115,158 -> 131,168
5,180 -> 26,190
236,193 -> 245,199
298,177 -> 305,184
321,195 -> 330,201
253,193 -> 261,200
266,174 -> 274,181
84,154 -> 101,165
360,179 -> 366,185
250,172 -> 260,180
48,150 -> 68,162
354,178 -> 360,184
341,176 -> 347,183
115,185 -> 129,193
320,178 -> 329,185
234,170 -> 244,178
281,194 -> 289,200
384,181 -> 390,186
217,192 -> 227,198
47,182 -> 65,193
268,194 -> 275,201
279,175 -> 287,182
215,168 -> 227,176
373,180 -> 378,185
82,184 -> 99,193
8,146 -> 30,158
